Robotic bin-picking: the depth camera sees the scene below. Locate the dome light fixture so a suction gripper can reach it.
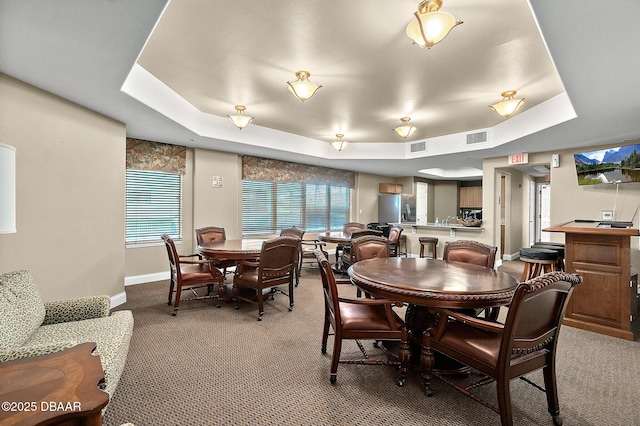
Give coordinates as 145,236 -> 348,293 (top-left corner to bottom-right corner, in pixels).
331,134 -> 348,152
227,105 -> 254,130
489,91 -> 525,118
406,0 -> 462,49
393,117 -> 417,138
287,71 -> 322,102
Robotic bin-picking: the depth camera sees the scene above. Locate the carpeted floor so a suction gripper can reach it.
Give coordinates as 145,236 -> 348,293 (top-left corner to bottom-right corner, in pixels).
103,262 -> 640,426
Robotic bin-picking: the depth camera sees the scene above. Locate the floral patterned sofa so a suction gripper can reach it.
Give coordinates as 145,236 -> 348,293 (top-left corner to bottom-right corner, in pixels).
0,269 -> 134,399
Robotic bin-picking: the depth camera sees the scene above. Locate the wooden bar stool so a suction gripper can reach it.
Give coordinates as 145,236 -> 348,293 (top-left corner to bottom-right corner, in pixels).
419,237 -> 438,259
519,247 -> 559,282
531,243 -> 565,271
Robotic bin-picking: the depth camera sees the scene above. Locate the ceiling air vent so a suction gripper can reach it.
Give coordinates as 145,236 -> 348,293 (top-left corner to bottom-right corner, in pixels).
466,131 -> 487,144
410,141 -> 426,153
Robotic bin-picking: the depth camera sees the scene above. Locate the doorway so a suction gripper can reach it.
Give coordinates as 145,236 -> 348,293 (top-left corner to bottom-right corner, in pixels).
536,183 -> 551,242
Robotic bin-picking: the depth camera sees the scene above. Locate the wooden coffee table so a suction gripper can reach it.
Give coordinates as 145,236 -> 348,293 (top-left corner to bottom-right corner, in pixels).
0,342 -> 109,426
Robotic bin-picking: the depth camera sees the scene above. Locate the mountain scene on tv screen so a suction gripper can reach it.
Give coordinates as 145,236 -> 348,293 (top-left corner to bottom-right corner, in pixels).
574,143 -> 640,185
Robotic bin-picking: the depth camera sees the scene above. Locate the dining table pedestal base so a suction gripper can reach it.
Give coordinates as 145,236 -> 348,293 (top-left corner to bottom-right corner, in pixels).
377,305 -> 470,384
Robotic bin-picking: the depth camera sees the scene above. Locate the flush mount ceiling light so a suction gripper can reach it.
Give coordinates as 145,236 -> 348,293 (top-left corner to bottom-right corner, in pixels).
406,0 -> 463,49
287,71 -> 322,102
489,90 -> 525,118
331,134 -> 348,152
227,105 -> 254,130
393,117 -> 417,138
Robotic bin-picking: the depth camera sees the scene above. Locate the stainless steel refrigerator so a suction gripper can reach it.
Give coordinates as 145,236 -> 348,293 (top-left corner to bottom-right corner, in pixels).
378,194 -> 416,224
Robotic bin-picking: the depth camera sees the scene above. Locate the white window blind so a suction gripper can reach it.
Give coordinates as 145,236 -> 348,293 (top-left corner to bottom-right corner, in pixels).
126,169 -> 183,246
242,181 -> 350,236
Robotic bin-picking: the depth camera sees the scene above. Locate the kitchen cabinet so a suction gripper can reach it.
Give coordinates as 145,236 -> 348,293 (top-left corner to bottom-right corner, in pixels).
379,183 -> 403,194
459,186 -> 482,208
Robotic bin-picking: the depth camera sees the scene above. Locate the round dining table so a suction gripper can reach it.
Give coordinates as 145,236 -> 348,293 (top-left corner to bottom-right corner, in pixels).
348,257 -> 517,309
348,257 -> 519,387
197,239 -> 265,260
317,231 -> 352,245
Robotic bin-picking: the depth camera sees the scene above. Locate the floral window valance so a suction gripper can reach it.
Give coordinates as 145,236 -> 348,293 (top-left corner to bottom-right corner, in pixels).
242,156 -> 355,188
126,138 -> 186,175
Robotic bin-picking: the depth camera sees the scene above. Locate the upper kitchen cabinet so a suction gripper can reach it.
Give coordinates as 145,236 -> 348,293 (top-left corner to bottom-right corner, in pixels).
459,186 -> 482,208
379,183 -> 403,194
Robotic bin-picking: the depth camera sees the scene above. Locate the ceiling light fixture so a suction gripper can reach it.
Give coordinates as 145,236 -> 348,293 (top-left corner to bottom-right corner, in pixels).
227,105 -> 254,130
406,0 -> 462,49
489,90 -> 525,118
393,117 -> 417,138
331,134 -> 348,152
287,71 -> 322,102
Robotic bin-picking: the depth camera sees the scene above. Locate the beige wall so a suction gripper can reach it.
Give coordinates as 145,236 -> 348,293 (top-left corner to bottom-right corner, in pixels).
5,71 -> 638,298
433,181 -> 458,222
483,147 -> 640,265
353,172 -> 392,225
0,73 -> 126,302
192,148 -> 243,241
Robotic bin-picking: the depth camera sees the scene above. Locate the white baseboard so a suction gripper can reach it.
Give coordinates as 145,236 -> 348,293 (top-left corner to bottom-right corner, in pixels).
110,291 -> 127,308
125,271 -> 169,286
113,271 -> 169,309
502,252 -> 521,261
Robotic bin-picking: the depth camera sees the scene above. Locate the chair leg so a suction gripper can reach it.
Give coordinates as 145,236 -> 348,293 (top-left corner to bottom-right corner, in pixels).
520,262 -> 532,282
543,364 -> 563,425
257,289 -> 265,321
216,280 -> 224,308
496,376 -> 513,426
330,332 -> 342,384
168,278 -> 175,306
232,283 -> 240,310
321,311 -> 330,354
288,280 -> 294,311
172,285 -> 182,316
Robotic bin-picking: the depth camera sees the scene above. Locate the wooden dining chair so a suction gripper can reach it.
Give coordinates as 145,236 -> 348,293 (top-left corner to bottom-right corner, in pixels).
387,226 -> 404,257
442,240 -> 497,268
335,222 -> 366,263
280,227 -> 304,286
338,228 -> 383,273
315,250 -> 410,386
282,225 -> 330,274
195,226 -> 237,276
162,234 -> 225,315
443,239 -> 499,319
349,235 -> 390,297
422,271 -> 582,426
232,236 -> 299,320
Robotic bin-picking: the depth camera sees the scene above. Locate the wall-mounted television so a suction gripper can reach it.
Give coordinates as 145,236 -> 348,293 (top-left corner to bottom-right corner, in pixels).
574,143 -> 640,186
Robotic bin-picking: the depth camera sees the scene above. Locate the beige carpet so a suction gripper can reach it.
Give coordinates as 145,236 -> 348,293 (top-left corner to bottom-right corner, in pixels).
103,262 -> 640,426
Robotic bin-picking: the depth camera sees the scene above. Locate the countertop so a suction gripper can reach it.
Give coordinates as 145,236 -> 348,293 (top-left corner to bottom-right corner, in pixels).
393,222 -> 484,231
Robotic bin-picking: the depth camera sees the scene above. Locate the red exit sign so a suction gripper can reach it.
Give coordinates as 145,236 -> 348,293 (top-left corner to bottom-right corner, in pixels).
508,153 -> 528,165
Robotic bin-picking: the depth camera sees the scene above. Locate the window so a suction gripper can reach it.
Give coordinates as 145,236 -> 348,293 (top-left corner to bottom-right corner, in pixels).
242,180 -> 350,236
126,169 -> 183,246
